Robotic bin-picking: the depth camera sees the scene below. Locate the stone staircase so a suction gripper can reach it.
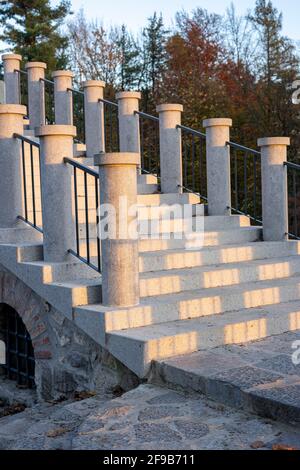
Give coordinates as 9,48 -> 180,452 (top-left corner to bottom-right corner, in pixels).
4,136 -> 300,382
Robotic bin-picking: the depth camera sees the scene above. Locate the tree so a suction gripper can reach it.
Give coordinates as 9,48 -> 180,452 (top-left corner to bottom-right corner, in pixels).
0,0 -> 71,74
248,0 -> 300,143
140,13 -> 169,109
117,24 -> 141,91
67,10 -> 121,91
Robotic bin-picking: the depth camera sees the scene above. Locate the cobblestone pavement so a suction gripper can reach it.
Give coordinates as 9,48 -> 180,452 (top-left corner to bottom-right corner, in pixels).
0,383 -> 300,450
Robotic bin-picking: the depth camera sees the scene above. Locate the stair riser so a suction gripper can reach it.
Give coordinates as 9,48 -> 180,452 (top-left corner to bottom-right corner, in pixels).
139,228 -> 262,252
138,215 -> 249,235
102,281 -> 300,332
106,310 -> 296,378
140,258 -> 300,297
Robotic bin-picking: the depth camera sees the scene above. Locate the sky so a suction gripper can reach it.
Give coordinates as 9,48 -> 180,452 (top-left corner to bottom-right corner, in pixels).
61,0 -> 300,40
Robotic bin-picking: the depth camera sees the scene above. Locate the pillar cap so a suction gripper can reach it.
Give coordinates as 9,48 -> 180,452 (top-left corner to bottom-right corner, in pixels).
0,104 -> 27,116
203,118 -> 232,128
52,70 -> 74,79
25,61 -> 47,70
157,104 -> 183,113
94,152 -> 140,166
35,125 -> 77,138
258,137 -> 290,147
2,53 -> 22,62
83,80 -> 106,88
116,91 -> 141,100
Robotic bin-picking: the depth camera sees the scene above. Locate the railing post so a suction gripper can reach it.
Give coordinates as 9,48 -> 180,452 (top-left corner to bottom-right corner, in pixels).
258,137 -> 290,241
52,70 -> 74,125
94,152 -> 140,307
116,91 -> 141,165
203,118 -> 232,215
0,104 -> 27,227
25,62 -> 47,129
35,125 -> 77,261
2,54 -> 22,104
83,80 -> 106,157
157,104 -> 183,193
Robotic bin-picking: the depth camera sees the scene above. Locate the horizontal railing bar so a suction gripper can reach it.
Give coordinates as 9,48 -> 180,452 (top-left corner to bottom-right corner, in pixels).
98,98 -> 118,108
177,124 -> 206,138
14,69 -> 28,76
17,215 -> 43,234
67,87 -> 84,96
68,249 -> 101,273
284,161 -> 300,171
40,77 -> 54,86
13,133 -> 40,148
64,157 -> 99,178
135,110 -> 159,122
227,141 -> 261,156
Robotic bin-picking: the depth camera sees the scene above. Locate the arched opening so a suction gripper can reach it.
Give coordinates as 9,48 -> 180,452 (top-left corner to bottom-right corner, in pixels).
0,304 -> 35,389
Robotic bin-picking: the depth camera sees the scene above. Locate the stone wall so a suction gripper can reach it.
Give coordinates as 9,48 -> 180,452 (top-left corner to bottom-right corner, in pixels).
0,266 -> 139,401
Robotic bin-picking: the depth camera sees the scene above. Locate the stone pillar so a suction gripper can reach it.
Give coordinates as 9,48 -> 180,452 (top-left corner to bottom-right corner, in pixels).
157,104 -> 183,194
0,104 -> 27,227
2,54 -> 22,104
94,152 -> 140,307
258,137 -> 290,241
203,118 -> 232,216
52,70 -> 74,125
25,62 -> 47,129
35,125 -> 77,262
83,80 -> 106,157
116,92 -> 141,166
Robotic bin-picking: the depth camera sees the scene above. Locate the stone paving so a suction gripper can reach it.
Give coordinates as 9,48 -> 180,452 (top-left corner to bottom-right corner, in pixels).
1,383 -> 300,450
154,331 -> 300,425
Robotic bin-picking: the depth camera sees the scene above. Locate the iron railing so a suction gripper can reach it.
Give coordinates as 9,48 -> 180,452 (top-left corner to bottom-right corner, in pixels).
14,133 -> 43,233
15,69 -> 28,113
99,98 -> 119,153
285,161 -> 300,240
177,124 -> 207,201
227,141 -> 262,224
64,158 -> 101,273
135,111 -> 160,177
0,304 -> 35,389
68,88 -> 85,143
40,77 -> 55,124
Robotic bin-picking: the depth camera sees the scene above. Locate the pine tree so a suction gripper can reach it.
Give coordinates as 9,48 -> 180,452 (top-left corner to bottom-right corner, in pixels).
0,0 -> 72,74
248,0 -> 299,138
117,24 -> 141,91
140,12 -> 169,108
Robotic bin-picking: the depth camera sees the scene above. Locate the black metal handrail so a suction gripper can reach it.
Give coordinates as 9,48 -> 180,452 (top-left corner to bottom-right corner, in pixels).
135,110 -> 160,177
284,161 -> 300,240
99,98 -> 119,153
135,110 -> 159,122
68,88 -> 85,143
15,69 -> 28,110
177,124 -> 207,201
14,133 -> 43,233
227,141 -> 262,224
64,158 -> 101,273
40,77 -> 55,124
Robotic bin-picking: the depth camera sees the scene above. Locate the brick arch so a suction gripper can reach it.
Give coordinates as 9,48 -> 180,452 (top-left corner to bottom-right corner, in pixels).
0,271 -> 52,360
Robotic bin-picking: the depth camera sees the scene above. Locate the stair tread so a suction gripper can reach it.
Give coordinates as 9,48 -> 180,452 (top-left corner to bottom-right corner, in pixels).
107,299 -> 300,341
50,278 -> 101,288
140,254 -> 300,278
139,240 -> 298,257
75,271 -> 300,313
